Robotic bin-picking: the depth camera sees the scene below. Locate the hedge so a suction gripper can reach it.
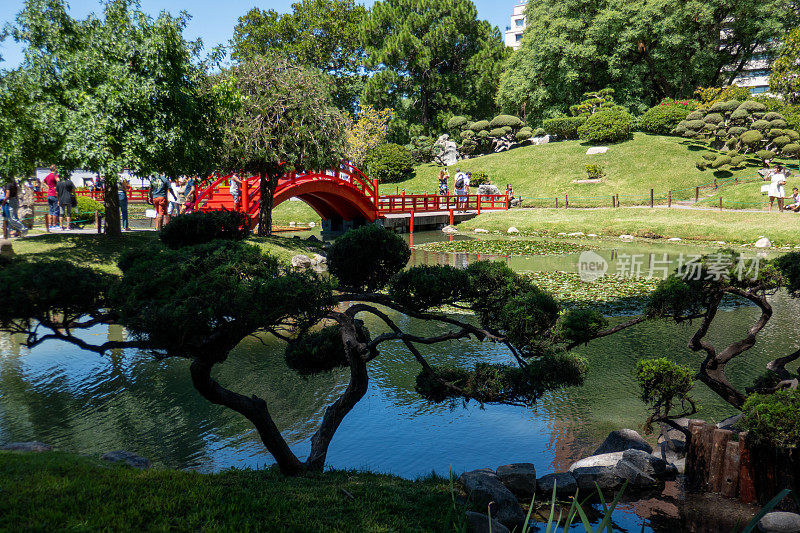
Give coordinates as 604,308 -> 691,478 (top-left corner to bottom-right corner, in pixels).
639,104 -> 691,135
577,108 -> 635,144
542,116 -> 586,140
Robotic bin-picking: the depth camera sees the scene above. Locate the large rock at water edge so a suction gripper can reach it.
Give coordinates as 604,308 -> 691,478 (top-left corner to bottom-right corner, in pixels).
311,253 -> 327,266
758,511 -> 800,533
569,452 -> 624,472
593,429 -> 652,456
442,225 -> 458,234
101,450 -> 151,469
477,184 -> 500,196
571,465 -> 625,492
613,460 -> 658,488
619,449 -> 675,479
496,463 -> 536,497
464,511 -> 510,533
291,254 -> 313,269
536,472 -> 577,497
1,441 -> 52,452
755,237 -> 772,249
474,228 -> 489,234
459,469 -> 524,527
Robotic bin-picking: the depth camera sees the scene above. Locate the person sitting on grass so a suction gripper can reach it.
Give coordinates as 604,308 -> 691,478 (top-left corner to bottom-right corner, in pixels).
785,187 -> 800,212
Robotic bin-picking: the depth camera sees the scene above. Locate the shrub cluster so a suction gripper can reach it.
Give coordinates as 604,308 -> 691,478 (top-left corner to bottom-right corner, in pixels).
578,107 -> 635,143
363,143 -> 415,183
739,389 -> 800,448
542,117 -> 586,140
159,210 -> 249,249
640,104 -> 692,135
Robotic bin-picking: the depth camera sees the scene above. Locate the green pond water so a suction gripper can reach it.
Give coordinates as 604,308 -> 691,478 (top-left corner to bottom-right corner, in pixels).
1,231 -> 796,531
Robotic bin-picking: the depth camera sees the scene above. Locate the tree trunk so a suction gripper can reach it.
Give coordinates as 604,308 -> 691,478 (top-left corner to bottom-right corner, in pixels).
104,179 -> 121,237
257,171 -> 279,236
190,357 -> 304,476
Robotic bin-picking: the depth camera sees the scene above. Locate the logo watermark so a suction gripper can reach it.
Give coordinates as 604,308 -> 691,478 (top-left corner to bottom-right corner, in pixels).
576,252 -> 761,282
577,251 -> 609,282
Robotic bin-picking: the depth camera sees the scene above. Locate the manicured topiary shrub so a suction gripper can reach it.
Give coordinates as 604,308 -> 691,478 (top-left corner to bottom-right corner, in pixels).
737,100 -> 767,113
783,143 -> 800,156
740,130 -> 764,147
739,389 -> 800,448
363,143 -> 415,183
756,149 -> 776,162
490,114 -> 524,129
542,116 -> 586,140
752,119 -> 771,131
469,120 -> 490,132
460,130 -> 474,139
515,130 -> 532,142
773,135 -> 791,148
75,195 -> 104,217
709,100 -> 741,113
328,224 -> 410,292
447,115 -> 470,131
711,155 -> 732,169
577,108 -> 635,143
686,110 -> 705,121
640,104 -> 691,135
533,128 -> 546,136
159,210 -> 250,249
488,127 -> 506,138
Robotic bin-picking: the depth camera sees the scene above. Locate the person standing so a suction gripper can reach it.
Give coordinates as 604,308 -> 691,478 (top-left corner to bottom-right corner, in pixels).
454,170 -> 467,210
2,179 -> 28,237
150,174 -> 170,229
43,165 -> 60,229
56,174 -> 76,230
168,177 -> 182,218
118,177 -> 131,231
182,176 -> 197,213
230,174 -> 242,210
438,169 -> 448,195
768,165 -> 787,212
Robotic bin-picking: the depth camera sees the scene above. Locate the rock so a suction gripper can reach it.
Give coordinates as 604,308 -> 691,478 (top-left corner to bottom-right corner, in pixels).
312,253 -> 327,265
464,511 -> 510,533
668,237 -> 682,242
434,134 -> 459,166
557,232 -> 567,236
716,241 -> 726,245
507,227 -> 519,234
536,472 -> 577,497
477,184 -> 500,196
613,460 -> 659,488
308,221 -> 316,228
619,234 -> 635,241
442,225 -> 458,234
758,511 -> 800,533
657,419 -> 689,444
572,466 -> 625,492
654,441 -> 687,465
531,135 -> 550,145
587,233 -> 598,237
474,228 -> 489,234
717,414 -> 743,431
1,441 -> 52,452
0,239 -> 14,257
593,429 -> 653,456
305,234 -> 321,242
496,463 -> 536,497
101,450 -> 151,469
291,254 -> 313,269
289,221 -> 297,227
586,147 -> 609,155
620,449 -> 675,479
459,469 -> 524,527
568,452 -> 625,472
567,232 -> 585,236
510,198 -> 521,207
755,237 -> 772,248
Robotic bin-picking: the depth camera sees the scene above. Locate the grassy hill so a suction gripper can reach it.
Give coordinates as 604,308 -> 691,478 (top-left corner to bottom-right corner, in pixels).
399,133 -> 798,208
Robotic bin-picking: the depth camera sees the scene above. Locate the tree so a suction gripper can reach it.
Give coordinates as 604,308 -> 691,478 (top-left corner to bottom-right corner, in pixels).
216,57 -> 347,236
344,106 -> 393,166
770,27 -> 800,104
360,0 -> 508,133
230,0 -> 367,113
4,0 -> 219,236
0,221 -> 631,476
497,0 -> 799,122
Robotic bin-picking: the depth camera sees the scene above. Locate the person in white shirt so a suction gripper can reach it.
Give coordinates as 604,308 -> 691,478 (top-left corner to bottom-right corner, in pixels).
768,165 -> 787,212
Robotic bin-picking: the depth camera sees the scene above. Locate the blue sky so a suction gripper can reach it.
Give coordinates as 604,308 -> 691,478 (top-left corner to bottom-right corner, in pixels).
0,0 -> 515,69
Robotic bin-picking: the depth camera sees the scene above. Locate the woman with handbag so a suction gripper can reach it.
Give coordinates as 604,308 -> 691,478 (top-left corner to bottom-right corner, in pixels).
768,165 -> 787,212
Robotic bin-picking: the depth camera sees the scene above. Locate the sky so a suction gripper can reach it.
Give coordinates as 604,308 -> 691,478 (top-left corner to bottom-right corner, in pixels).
0,0 -> 515,69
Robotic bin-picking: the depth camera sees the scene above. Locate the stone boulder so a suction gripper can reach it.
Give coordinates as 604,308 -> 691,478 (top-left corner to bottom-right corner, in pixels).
507,227 -> 519,234
571,465 -> 625,492
758,511 -> 800,533
619,234 -> 635,242
619,449 -> 675,479
586,147 -> 609,155
474,228 -> 489,234
459,469 -> 524,527
311,253 -> 327,266
1,441 -> 52,452
755,237 -> 772,249
593,429 -> 653,456
536,472 -> 577,497
465,511 -> 510,533
291,254 -> 313,269
531,135 -> 550,145
568,452 -> 625,472
434,134 -> 459,166
442,225 -> 458,234
613,461 -> 658,488
477,184 -> 500,196
496,463 -> 536,498
101,450 -> 151,469
0,240 -> 14,257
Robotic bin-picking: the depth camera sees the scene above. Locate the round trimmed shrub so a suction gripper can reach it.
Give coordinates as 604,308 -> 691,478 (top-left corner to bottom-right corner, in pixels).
773,135 -> 791,148
768,128 -> 785,139
460,130 -> 475,139
704,113 -> 724,124
702,152 -> 717,161
533,128 -> 546,136
363,143 -> 415,183
489,127 -> 507,137
740,130 -> 764,146
477,129 -> 489,138
763,112 -> 784,121
696,159 -> 708,170
737,100 -> 767,113
783,143 -> 800,156
730,156 -> 745,167
327,224 -> 410,292
709,100 -> 742,113
447,115 -> 470,130
728,126 -> 747,138
787,130 -> 800,142
502,126 -> 513,134
159,210 -> 250,249
711,155 -> 732,169
685,120 -> 705,131
639,104 -> 691,135
578,108 -> 634,143
730,107 -> 750,121
673,123 -> 688,136
770,119 -> 788,129
686,110 -> 705,121
542,116 -> 587,140
756,149 -> 776,161
489,115 -> 523,129
739,390 -> 800,448
469,120 -> 490,132
752,120 -> 771,131
515,130 -> 532,142
75,195 -> 104,217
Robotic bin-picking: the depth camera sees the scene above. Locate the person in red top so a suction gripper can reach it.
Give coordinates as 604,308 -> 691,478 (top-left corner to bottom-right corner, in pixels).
43,165 -> 60,229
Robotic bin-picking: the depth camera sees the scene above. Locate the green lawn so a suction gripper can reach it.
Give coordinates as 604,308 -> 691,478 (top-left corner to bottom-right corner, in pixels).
272,199 -> 321,225
458,207 -> 800,246
0,451 -> 455,532
697,175 -> 800,210
397,133 -> 798,207
12,232 -> 321,274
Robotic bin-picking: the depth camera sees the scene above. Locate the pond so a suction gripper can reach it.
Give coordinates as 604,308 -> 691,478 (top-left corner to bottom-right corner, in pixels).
1,231 -> 795,531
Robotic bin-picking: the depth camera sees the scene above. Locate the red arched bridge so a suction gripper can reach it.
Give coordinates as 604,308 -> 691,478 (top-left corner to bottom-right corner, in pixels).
196,161 -> 509,232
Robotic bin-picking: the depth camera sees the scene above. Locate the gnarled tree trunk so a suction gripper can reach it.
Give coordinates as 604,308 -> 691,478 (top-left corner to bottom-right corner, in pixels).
103,179 -> 121,237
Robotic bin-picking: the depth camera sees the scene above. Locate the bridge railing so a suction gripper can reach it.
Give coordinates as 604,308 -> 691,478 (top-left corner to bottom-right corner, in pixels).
377,194 -> 509,214
34,189 -> 150,203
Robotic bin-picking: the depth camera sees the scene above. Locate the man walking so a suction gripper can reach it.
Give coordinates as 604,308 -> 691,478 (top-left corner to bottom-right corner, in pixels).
150,174 -> 170,230
43,165 -> 60,229
56,174 -> 75,230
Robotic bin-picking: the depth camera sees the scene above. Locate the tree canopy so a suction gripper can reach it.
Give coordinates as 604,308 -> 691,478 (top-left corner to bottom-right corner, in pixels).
360,0 -> 508,133
770,27 -> 800,105
497,0 -> 799,122
216,56 -> 348,235
230,0 -> 367,113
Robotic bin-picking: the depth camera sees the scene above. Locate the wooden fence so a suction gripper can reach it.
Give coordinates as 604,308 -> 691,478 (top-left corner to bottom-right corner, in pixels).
685,420 -> 798,512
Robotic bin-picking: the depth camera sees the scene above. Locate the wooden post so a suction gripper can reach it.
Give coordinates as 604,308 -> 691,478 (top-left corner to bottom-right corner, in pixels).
714,178 -> 718,189
738,433 -> 757,504
695,186 -> 700,202
449,209 -> 453,226
650,189 -> 654,208
668,190 -> 672,208
719,197 -> 723,210
555,197 -> 558,208
44,210 -> 50,233
409,210 -> 414,233
565,194 -> 568,208
709,429 -> 732,492
616,194 -> 620,207
735,176 -> 739,185
612,195 -> 616,208
95,210 -> 101,234
721,441 -> 741,499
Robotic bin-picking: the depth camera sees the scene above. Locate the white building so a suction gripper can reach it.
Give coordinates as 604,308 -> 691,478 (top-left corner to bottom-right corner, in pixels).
504,1 -> 527,50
